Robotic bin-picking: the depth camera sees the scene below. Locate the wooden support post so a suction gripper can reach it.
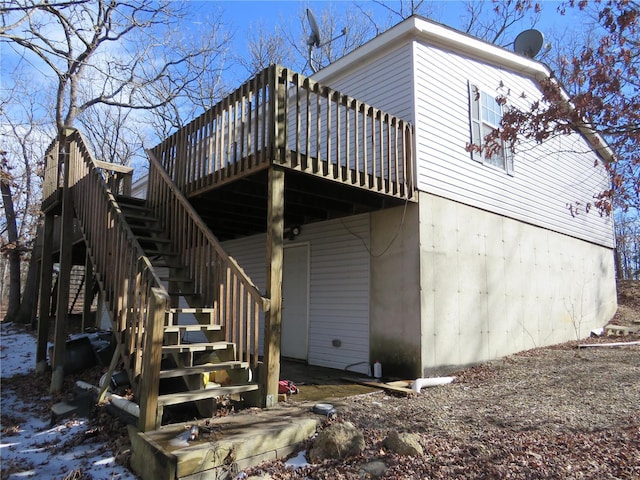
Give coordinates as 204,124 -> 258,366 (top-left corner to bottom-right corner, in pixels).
138,287 -> 168,432
95,289 -> 104,328
82,251 -> 96,331
51,130 -> 74,393
98,344 -> 122,403
262,166 -> 285,408
36,212 -> 55,374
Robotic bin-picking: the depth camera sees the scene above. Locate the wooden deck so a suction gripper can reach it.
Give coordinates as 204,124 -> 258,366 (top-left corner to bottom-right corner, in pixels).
150,65 -> 415,202
147,65 -> 415,241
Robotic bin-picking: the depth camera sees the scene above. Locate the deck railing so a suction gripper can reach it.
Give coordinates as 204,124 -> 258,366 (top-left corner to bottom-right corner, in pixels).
43,137 -> 62,203
146,150 -> 267,367
150,65 -> 414,200
60,129 -> 167,431
43,137 -> 133,205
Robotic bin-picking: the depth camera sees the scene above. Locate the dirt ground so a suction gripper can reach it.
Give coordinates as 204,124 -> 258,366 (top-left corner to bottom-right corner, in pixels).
3,282 -> 638,479
245,282 -> 640,479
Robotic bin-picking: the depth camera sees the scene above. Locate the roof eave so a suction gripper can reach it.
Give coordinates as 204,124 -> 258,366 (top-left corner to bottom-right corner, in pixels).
312,16 -> 550,84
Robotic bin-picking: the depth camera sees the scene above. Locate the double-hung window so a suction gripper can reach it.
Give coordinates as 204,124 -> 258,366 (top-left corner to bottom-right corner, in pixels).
469,83 -> 514,175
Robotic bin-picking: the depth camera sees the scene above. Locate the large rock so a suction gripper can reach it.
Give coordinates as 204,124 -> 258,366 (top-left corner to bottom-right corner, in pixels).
383,430 -> 423,456
308,422 -> 365,463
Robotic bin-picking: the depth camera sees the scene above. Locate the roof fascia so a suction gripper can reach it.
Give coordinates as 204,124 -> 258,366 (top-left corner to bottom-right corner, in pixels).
312,16 -> 550,84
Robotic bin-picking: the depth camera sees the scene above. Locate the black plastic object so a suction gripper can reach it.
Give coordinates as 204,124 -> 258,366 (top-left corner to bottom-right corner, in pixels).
63,336 -> 96,374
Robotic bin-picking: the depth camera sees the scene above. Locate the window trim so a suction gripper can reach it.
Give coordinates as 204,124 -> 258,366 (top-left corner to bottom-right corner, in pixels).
468,82 -> 514,176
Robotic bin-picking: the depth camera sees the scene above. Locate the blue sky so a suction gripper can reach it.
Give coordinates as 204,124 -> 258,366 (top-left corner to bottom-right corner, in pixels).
186,0 -> 583,83
1,1 -> 583,96
212,0 -> 578,43
0,0 -> 586,145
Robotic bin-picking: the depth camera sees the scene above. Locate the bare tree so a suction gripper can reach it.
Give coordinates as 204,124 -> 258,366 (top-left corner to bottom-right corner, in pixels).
367,0 -> 437,24
77,105 -> 139,165
614,211 -> 640,280
238,21 -> 294,77
146,8 -> 232,137
2,1 -> 224,129
0,0 -> 231,320
462,0 -> 542,47
0,76 -> 50,323
0,151 -> 22,320
255,4 -> 376,75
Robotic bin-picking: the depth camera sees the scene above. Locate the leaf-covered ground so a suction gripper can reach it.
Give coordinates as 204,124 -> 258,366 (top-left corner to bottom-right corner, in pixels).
241,341 -> 639,479
0,326 -> 135,480
2,282 -> 638,479
243,282 -> 640,479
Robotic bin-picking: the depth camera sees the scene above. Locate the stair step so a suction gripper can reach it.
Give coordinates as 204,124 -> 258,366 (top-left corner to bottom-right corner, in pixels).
145,250 -> 179,257
164,324 -> 222,333
159,361 -> 249,379
167,291 -> 199,297
160,276 -> 193,283
162,342 -> 234,354
166,308 -> 216,325
120,204 -> 152,214
157,384 -> 259,407
168,308 -> 216,315
123,212 -> 157,222
137,236 -> 172,244
130,224 -> 164,234
116,195 -> 146,204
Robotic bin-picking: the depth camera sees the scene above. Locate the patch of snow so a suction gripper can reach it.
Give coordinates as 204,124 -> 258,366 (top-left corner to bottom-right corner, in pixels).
0,322 -> 137,479
0,322 -> 38,378
285,450 -> 310,469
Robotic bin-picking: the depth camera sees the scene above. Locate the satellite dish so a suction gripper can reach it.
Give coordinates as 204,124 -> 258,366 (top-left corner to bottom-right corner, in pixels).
306,8 -> 321,48
305,8 -> 348,73
513,29 -> 544,58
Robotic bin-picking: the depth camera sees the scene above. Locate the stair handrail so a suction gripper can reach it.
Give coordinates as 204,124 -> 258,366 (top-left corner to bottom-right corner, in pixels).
146,149 -> 269,368
60,128 -> 167,431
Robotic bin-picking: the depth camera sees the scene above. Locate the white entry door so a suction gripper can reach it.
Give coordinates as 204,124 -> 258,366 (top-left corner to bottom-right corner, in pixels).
281,244 -> 309,360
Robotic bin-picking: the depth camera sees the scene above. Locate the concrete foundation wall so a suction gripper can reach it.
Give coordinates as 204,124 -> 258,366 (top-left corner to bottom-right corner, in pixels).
418,192 -> 618,375
369,204 -> 422,377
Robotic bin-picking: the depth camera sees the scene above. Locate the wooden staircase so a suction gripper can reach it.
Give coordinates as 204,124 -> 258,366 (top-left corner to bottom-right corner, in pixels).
116,195 -> 258,422
38,128 -> 266,432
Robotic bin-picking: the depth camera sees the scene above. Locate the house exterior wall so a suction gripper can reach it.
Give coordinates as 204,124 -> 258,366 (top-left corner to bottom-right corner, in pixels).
315,23 -> 613,249
412,41 -> 614,248
369,203 -> 422,377
418,191 -> 618,374
317,42 -> 415,122
221,214 -> 372,373
312,21 -> 617,375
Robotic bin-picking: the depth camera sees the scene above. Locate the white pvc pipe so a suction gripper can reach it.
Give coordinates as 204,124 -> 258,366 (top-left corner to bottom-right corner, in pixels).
411,376 -> 455,392
76,380 -> 140,417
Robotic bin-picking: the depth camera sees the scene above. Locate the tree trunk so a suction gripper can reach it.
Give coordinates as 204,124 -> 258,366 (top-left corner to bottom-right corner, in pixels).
16,250 -> 40,325
1,177 -> 21,322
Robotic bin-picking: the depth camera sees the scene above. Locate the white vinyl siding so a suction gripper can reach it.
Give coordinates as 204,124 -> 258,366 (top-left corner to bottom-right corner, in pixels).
221,214 -> 371,373
319,42 -> 415,122
413,41 -> 614,248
